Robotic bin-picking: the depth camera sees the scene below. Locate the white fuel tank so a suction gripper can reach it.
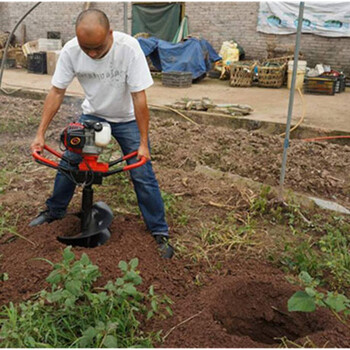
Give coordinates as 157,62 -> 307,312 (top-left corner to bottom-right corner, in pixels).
94,122 -> 112,147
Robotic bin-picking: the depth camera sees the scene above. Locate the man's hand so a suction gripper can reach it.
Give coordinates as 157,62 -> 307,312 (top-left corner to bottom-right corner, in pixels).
137,143 -> 151,161
31,134 -> 45,153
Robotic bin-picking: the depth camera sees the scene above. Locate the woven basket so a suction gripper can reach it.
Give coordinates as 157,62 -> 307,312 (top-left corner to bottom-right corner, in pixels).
262,55 -> 302,84
263,55 -> 294,65
258,63 -> 286,88
230,61 -> 257,87
162,71 -> 192,88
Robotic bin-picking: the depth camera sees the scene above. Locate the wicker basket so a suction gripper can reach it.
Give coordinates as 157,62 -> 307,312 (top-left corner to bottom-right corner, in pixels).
262,55 -> 302,84
263,55 -> 294,65
230,61 -> 258,87
258,63 -> 286,88
162,71 -> 192,88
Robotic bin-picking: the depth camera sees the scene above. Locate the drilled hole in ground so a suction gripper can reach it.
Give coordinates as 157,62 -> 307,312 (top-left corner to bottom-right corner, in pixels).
210,280 -> 326,345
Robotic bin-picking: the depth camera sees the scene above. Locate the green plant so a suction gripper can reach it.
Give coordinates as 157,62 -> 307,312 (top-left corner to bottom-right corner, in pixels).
280,237 -> 320,277
161,191 -> 178,217
0,169 -> 11,194
288,271 -> 350,327
160,191 -> 190,227
277,215 -> 350,291
0,208 -> 17,239
0,247 -> 172,348
249,185 -> 271,215
318,226 -> 350,288
0,273 -> 9,281
100,172 -> 139,214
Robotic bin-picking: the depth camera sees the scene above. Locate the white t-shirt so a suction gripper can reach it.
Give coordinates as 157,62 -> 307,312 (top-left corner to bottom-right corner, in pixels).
52,31 -> 153,122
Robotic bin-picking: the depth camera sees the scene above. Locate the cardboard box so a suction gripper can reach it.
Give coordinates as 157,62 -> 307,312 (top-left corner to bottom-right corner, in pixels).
22,40 -> 39,56
46,50 -> 61,75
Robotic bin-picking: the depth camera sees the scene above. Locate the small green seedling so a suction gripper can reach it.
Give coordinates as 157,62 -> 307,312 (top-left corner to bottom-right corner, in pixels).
288,271 -> 350,327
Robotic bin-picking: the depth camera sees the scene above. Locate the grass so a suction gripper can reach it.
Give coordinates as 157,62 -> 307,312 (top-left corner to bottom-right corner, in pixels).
0,169 -> 8,195
175,210 -> 258,266
0,113 -> 41,134
0,206 -> 35,245
275,214 -> 350,291
0,207 -> 18,239
100,171 -> 139,215
235,185 -> 350,293
277,335 -> 328,348
257,194 -> 350,292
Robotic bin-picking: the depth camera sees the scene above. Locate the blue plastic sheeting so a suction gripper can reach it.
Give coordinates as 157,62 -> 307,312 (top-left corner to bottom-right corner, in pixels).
137,37 -> 221,79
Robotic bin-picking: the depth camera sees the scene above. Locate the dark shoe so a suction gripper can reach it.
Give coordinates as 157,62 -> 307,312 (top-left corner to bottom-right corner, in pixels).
29,210 -> 58,227
154,235 -> 174,259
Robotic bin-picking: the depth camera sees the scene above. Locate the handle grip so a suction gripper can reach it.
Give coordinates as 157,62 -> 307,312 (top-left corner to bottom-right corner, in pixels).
32,146 -> 147,174
105,151 -> 147,176
122,151 -> 147,171
32,145 -> 63,169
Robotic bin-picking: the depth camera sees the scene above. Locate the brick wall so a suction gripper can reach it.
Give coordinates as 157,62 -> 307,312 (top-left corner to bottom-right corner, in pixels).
185,2 -> 350,75
1,2 -> 349,75
0,2 -> 126,44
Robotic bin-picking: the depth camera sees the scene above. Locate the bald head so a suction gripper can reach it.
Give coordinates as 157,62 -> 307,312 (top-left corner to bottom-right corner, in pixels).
75,9 -> 113,59
75,9 -> 110,32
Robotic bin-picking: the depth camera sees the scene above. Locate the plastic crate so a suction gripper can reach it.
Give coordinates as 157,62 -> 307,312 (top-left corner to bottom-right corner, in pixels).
0,58 -> 16,69
38,38 -> 62,51
303,77 -> 336,95
319,73 -> 346,93
162,71 -> 192,88
336,75 -> 346,93
27,52 -> 47,74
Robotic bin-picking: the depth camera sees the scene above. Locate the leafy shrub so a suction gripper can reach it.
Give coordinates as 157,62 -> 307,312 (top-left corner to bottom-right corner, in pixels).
0,247 -> 172,348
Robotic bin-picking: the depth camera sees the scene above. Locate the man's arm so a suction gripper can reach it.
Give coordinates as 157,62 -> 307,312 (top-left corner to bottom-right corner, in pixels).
31,86 -> 66,152
131,90 -> 151,161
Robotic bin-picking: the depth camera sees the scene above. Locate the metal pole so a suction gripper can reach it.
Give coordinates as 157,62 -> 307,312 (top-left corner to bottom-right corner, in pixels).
279,1 -> 305,193
123,2 -> 128,34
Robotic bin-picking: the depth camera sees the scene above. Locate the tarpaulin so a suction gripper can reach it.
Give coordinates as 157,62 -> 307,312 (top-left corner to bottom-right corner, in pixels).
132,3 -> 181,41
137,37 -> 221,79
258,2 -> 350,37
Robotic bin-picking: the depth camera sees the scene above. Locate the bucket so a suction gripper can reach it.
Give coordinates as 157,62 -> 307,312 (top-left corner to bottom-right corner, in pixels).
288,60 -> 307,72
287,60 -> 307,90
287,70 -> 305,90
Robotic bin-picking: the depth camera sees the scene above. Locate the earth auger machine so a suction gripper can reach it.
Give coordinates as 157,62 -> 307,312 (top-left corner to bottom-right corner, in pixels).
32,120 -> 146,248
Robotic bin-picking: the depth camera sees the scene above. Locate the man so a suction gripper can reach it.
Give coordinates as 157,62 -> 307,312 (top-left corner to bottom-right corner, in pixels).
30,9 -> 174,259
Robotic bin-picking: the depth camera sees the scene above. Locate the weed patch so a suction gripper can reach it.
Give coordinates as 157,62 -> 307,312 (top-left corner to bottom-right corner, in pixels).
277,215 -> 350,291
0,247 -> 172,348
176,211 -> 258,265
0,207 -> 18,240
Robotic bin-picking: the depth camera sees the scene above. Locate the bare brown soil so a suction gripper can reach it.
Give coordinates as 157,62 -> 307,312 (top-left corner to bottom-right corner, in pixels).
1,95 -> 350,347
